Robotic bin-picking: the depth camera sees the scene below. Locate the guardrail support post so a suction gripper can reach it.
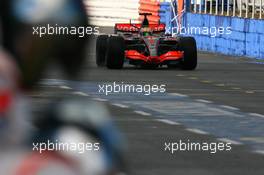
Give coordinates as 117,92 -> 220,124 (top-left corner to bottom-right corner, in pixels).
239,0 -> 242,17
233,0 -> 236,16
261,0 -> 263,19
221,0 -> 224,15
186,0 -> 191,12
252,0 -> 255,18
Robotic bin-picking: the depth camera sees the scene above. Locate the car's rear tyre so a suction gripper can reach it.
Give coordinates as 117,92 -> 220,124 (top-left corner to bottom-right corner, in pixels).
178,37 -> 197,70
106,36 -> 125,69
96,35 -> 108,67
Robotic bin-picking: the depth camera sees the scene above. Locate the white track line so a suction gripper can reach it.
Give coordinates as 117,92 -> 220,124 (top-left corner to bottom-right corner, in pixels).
249,113 -> 264,118
231,87 -> 241,90
201,80 -> 212,83
215,84 -> 225,87
93,98 -> 108,102
220,105 -> 240,111
217,138 -> 243,145
112,103 -> 129,108
253,150 -> 264,155
196,99 -> 212,103
72,91 -> 89,97
134,110 -> 151,116
168,93 -> 188,97
185,128 -> 209,135
155,119 -> 180,125
59,85 -> 72,90
188,77 -> 198,80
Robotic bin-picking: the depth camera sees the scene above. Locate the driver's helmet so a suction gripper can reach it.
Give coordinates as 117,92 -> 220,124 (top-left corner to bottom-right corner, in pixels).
141,27 -> 152,36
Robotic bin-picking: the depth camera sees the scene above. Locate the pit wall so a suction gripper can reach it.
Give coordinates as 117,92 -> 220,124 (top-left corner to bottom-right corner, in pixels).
183,13 -> 264,60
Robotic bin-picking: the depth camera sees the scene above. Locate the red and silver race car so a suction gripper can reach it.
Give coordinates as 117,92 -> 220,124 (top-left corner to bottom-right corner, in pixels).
96,13 -> 197,70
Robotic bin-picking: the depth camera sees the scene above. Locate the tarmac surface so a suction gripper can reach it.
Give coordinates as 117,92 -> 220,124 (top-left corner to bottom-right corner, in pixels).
2,27 -> 264,175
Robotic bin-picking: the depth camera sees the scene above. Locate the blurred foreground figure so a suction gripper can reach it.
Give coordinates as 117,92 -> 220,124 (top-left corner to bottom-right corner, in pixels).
24,98 -> 126,175
0,0 -> 126,174
1,0 -> 88,88
0,49 -> 30,146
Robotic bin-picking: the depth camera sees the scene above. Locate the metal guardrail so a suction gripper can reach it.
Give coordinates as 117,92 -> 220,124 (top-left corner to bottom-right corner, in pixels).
191,0 -> 264,19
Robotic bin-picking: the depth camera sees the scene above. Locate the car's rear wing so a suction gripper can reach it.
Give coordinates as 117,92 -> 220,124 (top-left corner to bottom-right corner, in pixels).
114,23 -> 166,33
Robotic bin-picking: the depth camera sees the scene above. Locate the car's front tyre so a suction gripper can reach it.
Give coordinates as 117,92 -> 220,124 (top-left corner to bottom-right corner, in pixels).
106,36 -> 125,69
178,37 -> 197,70
96,35 -> 108,67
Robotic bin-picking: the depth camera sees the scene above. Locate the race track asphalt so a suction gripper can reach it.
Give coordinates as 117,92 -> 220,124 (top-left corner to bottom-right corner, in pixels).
34,27 -> 264,175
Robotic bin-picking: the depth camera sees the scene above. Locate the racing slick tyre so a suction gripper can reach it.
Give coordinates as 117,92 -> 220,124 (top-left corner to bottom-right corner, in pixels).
178,37 -> 197,70
106,36 -> 125,69
96,35 -> 108,67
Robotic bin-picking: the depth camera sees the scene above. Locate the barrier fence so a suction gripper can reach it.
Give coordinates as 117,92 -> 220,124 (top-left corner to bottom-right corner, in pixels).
139,0 -> 161,23
84,0 -> 139,26
85,0 -> 164,26
183,0 -> 264,59
190,0 -> 264,19
160,2 -> 172,30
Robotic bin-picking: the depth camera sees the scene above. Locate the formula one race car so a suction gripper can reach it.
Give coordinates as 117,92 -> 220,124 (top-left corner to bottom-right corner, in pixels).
96,13 -> 197,70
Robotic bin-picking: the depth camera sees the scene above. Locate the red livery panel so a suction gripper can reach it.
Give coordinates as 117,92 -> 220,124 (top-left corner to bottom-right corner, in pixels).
115,23 -> 166,33
126,50 -> 184,64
